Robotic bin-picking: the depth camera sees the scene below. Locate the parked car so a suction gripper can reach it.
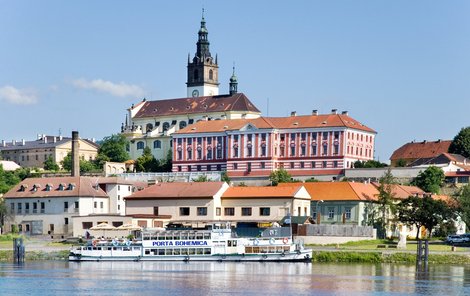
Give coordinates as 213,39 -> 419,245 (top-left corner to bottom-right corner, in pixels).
446,235 -> 467,244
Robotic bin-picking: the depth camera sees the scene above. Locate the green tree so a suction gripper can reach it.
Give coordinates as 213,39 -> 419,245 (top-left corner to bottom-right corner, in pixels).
61,152 -> 99,173
221,171 -> 230,183
449,127 -> 470,158
354,160 -> 388,168
43,156 -> 59,171
304,177 -> 318,182
397,195 -> 456,239
412,166 -> 445,194
395,158 -> 407,167
135,147 -> 158,172
192,175 -> 210,182
376,168 -> 396,239
61,152 -> 73,171
269,168 -> 292,186
159,149 -> 172,172
98,134 -> 130,162
457,185 -> 470,230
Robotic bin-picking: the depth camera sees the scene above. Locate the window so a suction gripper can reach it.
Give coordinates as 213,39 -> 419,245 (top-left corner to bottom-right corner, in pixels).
300,162 -> 304,168
259,207 -> 270,216
260,162 -> 265,169
334,145 -> 339,155
209,69 -> 213,80
94,201 -> 97,209
100,202 -> 104,209
137,141 -> 145,150
33,202 -> 37,213
162,122 -> 170,132
290,162 -> 295,169
328,207 -> 335,219
40,202 -> 45,213
247,162 -> 251,172
322,144 -> 328,156
25,203 -> 29,214
345,207 -> 351,220
241,207 -> 252,216
233,163 -> 238,170
206,165 -> 211,171
187,165 -> 192,172
10,203 -> 14,212
323,161 -> 327,168
197,165 -> 201,171
64,218 -> 69,225
322,132 -> 328,140
154,140 -> 161,149
146,123 -> 153,132
197,207 -> 207,216
216,207 -> 221,216
17,203 -> 22,214
179,121 -> 187,129
333,161 -> 338,168
74,201 -> 79,212
64,202 -> 68,212
311,145 -> 317,156
82,222 -> 93,229
301,146 -> 306,156
179,207 -> 190,216
207,149 -> 212,160
224,207 -> 235,216
153,207 -> 159,216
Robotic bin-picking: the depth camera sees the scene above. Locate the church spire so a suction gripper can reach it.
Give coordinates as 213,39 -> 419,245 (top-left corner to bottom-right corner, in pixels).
196,8 -> 211,60
229,65 -> 238,95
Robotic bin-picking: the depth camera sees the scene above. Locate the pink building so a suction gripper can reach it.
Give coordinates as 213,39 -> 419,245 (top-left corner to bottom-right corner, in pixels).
172,110 -> 376,178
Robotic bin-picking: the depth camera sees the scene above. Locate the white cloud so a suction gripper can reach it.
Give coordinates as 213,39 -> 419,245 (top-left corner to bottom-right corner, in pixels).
72,78 -> 145,98
0,85 -> 38,105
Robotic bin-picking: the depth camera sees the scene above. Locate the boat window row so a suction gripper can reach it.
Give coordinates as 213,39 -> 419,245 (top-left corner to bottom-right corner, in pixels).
144,248 -> 211,256
245,246 -> 290,254
143,232 -> 211,241
81,246 -> 141,251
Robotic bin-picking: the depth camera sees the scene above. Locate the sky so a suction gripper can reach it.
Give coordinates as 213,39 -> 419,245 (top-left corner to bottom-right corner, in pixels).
0,1 -> 469,162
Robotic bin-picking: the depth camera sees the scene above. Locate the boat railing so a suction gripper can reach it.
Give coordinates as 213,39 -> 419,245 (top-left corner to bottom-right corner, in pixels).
235,227 -> 291,238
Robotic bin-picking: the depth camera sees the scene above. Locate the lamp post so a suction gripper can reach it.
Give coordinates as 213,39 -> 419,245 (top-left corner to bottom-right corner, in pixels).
315,200 -> 324,224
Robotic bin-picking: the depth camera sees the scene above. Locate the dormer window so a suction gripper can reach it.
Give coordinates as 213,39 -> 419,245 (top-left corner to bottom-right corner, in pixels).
68,183 -> 75,190
32,184 -> 41,192
45,184 -> 53,191
58,183 -> 66,191
19,184 -> 28,192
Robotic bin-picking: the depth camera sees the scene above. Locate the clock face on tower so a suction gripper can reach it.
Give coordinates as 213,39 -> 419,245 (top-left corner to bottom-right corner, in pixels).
192,89 -> 199,97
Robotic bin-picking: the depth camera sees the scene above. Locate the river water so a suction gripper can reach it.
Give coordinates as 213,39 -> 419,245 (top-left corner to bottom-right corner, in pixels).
0,261 -> 469,295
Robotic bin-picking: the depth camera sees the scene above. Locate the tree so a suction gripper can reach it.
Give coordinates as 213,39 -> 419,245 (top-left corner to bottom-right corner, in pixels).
354,160 -> 388,168
221,171 -> 230,183
449,127 -> 470,158
61,152 -> 99,173
412,166 -> 445,194
457,185 -> 470,230
43,156 -> 59,171
395,159 -> 407,167
397,195 -> 456,239
192,175 -> 210,182
376,168 -> 396,239
98,134 -> 130,162
269,168 -> 292,186
135,147 -> 158,172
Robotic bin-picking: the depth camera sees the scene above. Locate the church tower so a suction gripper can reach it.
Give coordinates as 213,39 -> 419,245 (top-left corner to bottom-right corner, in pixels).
187,11 -> 219,97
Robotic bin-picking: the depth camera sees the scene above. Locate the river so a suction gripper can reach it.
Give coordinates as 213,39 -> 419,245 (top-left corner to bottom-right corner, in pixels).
0,261 -> 469,295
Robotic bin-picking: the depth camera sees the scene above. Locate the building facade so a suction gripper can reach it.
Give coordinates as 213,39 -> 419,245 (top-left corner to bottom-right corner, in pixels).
0,135 -> 98,169
171,110 -> 376,178
121,15 -> 261,161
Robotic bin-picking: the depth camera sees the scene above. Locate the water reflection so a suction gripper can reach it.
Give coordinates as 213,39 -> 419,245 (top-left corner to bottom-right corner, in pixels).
0,261 -> 469,295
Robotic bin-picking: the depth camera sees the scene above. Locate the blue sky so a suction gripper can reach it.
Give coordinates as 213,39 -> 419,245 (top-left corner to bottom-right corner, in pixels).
1,1 -> 469,162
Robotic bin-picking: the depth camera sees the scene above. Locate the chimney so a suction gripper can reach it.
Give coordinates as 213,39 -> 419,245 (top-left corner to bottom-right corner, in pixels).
44,136 -> 47,144
71,131 -> 80,177
59,135 -> 63,141
21,139 -> 25,146
341,111 -> 349,116
331,109 -> 338,114
12,140 -> 16,146
290,111 -> 297,117
312,110 -> 318,116
37,134 -> 42,140
53,136 -> 56,143
1,140 -> 5,147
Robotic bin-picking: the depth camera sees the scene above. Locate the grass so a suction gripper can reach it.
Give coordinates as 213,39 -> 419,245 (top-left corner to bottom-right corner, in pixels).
0,250 -> 69,261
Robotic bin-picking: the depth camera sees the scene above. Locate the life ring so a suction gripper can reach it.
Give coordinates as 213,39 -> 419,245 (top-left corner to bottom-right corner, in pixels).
125,240 -> 131,247
269,238 -> 275,245
253,238 -> 260,246
282,237 -> 289,244
112,240 -> 118,247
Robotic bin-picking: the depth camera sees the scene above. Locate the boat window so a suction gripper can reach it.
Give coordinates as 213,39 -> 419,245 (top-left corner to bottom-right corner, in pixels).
227,241 -> 232,247
204,233 -> 211,240
188,233 -> 195,240
123,247 -> 131,251
261,247 -> 268,253
283,246 -> 290,252
145,250 -> 150,255
181,233 -> 188,240
268,247 -> 275,253
204,248 -> 211,255
245,247 -> 253,254
252,247 -> 259,253
188,248 -> 196,255
88,247 -> 92,251
196,248 -> 203,255
196,233 -> 203,240
133,247 -> 140,251
181,249 -> 188,255
232,240 -> 237,247
107,247 -> 112,251
173,249 -> 181,255
158,249 -> 165,256
165,249 -> 172,255
173,234 -> 180,240
165,235 -> 172,241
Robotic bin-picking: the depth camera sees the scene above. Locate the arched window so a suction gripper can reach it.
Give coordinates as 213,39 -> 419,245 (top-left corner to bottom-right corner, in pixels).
179,121 -> 187,130
209,69 -> 213,80
137,141 -> 145,150
162,122 -> 170,132
194,69 -> 199,80
146,123 -> 153,132
153,140 -> 161,149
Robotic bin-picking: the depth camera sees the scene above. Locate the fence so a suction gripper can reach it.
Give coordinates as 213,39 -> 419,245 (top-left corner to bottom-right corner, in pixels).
298,224 -> 374,237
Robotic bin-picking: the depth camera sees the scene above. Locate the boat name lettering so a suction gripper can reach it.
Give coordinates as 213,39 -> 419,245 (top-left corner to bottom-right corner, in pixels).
151,241 -> 208,247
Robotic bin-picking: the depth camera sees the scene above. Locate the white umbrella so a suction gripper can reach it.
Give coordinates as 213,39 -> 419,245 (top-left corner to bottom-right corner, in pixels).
116,223 -> 142,231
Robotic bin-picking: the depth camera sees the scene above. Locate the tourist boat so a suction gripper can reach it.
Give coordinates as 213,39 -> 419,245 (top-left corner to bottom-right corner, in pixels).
69,223 -> 312,262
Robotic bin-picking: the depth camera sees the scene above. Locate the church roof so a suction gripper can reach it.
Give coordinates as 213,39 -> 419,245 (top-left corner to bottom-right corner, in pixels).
175,113 -> 375,134
132,93 -> 261,118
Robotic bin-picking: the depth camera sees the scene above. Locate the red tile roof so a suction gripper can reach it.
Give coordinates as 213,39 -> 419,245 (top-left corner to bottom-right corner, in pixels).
279,182 -> 379,201
370,182 -> 425,199
3,177 -> 108,199
390,140 -> 451,161
132,93 -> 260,118
125,182 -> 226,200
176,113 -> 375,134
222,185 -> 304,198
